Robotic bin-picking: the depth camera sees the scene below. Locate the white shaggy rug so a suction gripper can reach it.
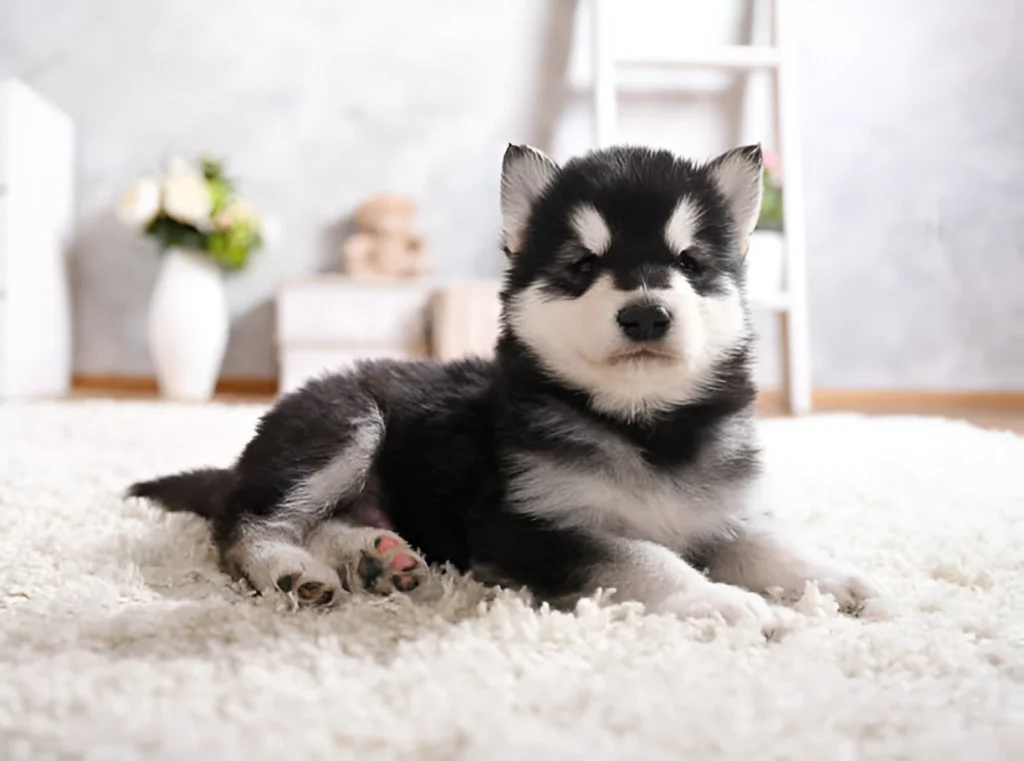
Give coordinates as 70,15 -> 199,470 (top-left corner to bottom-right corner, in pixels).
2,401 -> 1023,761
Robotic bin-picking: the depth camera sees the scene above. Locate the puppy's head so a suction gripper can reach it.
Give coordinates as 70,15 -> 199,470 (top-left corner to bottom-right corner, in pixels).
499,143 -> 763,420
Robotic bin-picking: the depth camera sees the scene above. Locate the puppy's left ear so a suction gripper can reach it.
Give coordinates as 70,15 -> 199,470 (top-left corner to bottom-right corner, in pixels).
501,144 -> 559,256
708,144 -> 764,253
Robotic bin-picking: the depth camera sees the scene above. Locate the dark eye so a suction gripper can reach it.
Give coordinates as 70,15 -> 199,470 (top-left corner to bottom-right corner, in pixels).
568,253 -> 599,277
676,250 -> 704,276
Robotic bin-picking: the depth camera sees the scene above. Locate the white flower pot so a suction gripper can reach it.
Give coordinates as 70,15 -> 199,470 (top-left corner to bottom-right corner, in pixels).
148,248 -> 228,401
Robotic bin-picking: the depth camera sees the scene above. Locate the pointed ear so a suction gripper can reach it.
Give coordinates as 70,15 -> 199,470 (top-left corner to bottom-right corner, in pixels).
501,144 -> 559,256
708,144 -> 764,250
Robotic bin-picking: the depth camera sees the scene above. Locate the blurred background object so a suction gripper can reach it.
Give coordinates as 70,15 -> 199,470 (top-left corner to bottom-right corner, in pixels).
0,78 -> 74,400
1,0 -> 1022,418
340,193 -> 432,279
115,155 -> 268,400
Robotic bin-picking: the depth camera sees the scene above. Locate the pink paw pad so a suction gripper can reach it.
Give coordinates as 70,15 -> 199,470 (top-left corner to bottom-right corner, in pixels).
390,552 -> 418,572
355,533 -> 429,596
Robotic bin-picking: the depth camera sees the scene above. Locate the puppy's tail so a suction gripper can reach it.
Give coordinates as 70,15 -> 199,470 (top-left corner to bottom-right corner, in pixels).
127,467 -> 237,521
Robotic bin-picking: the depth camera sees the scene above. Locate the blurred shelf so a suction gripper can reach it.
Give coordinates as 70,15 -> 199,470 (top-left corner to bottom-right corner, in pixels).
618,46 -> 781,71
750,291 -> 791,312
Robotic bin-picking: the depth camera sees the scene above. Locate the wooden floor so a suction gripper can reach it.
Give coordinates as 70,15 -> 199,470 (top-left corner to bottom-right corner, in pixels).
756,396 -> 1024,434
67,387 -> 273,405
64,388 -> 1024,435
776,407 -> 1024,434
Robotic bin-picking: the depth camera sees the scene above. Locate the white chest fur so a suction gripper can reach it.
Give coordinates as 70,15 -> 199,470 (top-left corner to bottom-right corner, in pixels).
506,450 -> 748,551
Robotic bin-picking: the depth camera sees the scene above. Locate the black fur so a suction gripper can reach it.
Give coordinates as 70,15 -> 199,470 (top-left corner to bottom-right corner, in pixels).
131,143 -> 765,606
511,146 -> 747,301
133,358 -> 500,569
127,468 -> 236,520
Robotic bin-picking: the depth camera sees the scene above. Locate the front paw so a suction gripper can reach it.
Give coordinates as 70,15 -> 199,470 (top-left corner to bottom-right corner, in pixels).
658,583 -> 777,631
807,567 -> 883,613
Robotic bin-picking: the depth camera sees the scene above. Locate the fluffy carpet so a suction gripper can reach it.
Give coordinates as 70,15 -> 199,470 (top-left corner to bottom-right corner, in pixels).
1,401 -> 1023,761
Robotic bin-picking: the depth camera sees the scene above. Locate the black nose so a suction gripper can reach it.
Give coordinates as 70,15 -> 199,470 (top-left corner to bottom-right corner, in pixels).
616,304 -> 671,342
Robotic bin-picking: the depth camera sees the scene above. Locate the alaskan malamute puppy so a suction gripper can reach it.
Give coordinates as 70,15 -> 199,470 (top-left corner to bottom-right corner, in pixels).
130,143 -> 878,629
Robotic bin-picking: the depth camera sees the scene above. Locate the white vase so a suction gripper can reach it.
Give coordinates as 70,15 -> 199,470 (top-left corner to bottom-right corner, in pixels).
148,247 -> 228,401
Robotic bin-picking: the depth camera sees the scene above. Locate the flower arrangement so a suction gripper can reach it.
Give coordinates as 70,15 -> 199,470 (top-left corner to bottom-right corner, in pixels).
757,148 -> 784,231
116,156 -> 265,270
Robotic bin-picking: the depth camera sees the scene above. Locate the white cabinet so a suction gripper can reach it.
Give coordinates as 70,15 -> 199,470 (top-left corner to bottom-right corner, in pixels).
430,281 -> 501,362
275,276 -> 507,396
276,277 -> 435,395
0,79 -> 74,399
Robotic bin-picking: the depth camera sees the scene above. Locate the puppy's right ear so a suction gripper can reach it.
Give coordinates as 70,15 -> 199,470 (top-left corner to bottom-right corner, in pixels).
501,144 -> 558,256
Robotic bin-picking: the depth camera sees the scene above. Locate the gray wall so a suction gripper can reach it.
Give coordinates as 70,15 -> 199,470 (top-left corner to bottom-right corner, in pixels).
797,0 -> 1024,389
2,0 -> 1022,388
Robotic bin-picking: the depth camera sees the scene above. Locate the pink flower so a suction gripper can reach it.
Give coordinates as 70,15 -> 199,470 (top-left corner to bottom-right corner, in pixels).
762,149 -> 784,184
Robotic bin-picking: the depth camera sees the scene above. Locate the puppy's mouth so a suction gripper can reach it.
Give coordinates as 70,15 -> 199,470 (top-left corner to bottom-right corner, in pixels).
606,346 -> 680,367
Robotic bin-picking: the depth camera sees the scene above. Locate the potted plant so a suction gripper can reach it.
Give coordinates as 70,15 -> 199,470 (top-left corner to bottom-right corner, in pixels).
746,148 -> 785,299
116,156 -> 267,401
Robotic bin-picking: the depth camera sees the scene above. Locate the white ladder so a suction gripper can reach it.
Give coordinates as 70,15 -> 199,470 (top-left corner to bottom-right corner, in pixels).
587,0 -> 812,415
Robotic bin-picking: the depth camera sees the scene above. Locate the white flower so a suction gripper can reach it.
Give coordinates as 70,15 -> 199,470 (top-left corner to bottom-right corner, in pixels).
116,177 -> 161,228
214,198 -> 256,230
166,156 -> 196,177
163,170 -> 212,227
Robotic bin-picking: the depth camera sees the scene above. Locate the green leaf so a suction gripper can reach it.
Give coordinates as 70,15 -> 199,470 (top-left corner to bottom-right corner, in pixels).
208,178 -> 232,216
201,156 -> 224,182
757,168 -> 784,231
145,215 -> 208,251
205,217 -> 262,271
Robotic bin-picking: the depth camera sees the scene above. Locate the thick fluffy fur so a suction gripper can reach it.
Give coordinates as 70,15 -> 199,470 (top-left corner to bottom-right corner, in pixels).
129,143 -> 879,626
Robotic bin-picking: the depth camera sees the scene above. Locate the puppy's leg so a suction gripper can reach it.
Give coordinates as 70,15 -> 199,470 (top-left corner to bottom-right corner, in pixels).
705,516 -> 882,613
307,520 -> 429,596
260,409 -> 386,538
591,538 -> 776,628
221,405 -> 388,607
223,523 -> 342,607
470,515 -> 776,629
